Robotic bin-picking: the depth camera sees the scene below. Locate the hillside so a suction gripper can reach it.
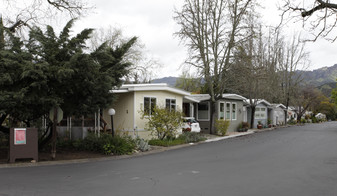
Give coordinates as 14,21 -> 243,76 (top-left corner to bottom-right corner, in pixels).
151,64 -> 337,94
317,82 -> 337,97
299,64 -> 337,86
151,77 -> 177,87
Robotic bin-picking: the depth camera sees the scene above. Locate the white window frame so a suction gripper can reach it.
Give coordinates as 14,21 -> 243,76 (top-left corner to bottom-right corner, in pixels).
165,98 -> 176,112
143,96 -> 157,116
225,102 -> 231,120
232,102 -> 237,121
255,106 -> 267,120
197,102 -> 210,121
219,102 -> 225,120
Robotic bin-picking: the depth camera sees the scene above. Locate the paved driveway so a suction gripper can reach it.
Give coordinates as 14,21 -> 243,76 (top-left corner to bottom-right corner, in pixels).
1,122 -> 337,196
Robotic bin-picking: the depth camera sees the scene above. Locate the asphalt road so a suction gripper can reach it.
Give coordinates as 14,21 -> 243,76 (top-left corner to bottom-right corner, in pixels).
1,122 -> 337,196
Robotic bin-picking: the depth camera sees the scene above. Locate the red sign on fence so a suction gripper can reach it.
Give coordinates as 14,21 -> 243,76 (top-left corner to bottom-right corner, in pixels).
14,128 -> 26,145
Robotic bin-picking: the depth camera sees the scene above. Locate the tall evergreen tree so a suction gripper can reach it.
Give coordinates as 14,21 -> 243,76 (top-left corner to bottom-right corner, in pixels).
0,26 -> 53,130
1,20 -> 136,157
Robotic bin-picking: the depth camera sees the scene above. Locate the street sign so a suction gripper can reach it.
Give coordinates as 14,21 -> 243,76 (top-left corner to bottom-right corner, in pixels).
49,106 -> 63,123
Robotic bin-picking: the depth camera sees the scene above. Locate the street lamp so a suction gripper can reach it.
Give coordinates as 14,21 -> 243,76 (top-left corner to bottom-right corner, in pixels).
108,108 -> 115,137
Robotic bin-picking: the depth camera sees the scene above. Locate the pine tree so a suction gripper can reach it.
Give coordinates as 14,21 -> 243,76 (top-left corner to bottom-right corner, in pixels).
0,26 -> 53,129
1,20 -> 136,157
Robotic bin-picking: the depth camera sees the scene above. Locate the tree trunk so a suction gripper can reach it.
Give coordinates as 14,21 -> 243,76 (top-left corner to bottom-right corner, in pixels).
0,114 -> 7,125
209,101 -> 216,135
250,106 -> 256,129
285,96 -> 290,125
51,107 -> 58,160
297,114 -> 302,123
284,106 -> 288,125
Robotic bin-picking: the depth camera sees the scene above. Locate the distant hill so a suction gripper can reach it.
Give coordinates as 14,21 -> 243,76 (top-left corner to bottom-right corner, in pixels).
317,82 -> 337,97
299,64 -> 337,86
151,77 -> 178,87
151,65 -> 337,94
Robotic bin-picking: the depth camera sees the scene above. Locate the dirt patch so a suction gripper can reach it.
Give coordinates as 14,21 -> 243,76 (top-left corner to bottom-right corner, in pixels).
0,148 -> 109,164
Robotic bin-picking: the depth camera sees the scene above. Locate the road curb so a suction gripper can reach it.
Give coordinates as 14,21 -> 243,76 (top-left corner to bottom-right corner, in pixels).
205,130 -> 255,142
0,128 -> 267,169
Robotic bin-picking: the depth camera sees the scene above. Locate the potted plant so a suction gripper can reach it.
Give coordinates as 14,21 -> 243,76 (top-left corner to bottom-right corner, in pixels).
267,119 -> 272,128
257,121 -> 263,129
238,122 -> 249,132
242,122 -> 249,131
237,123 -> 244,132
183,127 -> 191,132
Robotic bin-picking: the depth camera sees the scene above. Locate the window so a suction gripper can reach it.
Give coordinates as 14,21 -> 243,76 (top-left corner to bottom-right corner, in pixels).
232,103 -> 237,120
144,97 -> 156,116
255,107 -> 266,119
219,102 -> 225,119
166,99 -> 176,111
226,103 -> 231,119
198,102 -> 209,120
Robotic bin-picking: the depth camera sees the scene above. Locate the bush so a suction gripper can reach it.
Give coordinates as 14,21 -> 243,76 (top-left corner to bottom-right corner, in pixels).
267,119 -> 272,125
242,122 -> 250,129
0,132 -> 9,150
287,118 -> 297,125
56,133 -> 136,155
141,106 -> 184,140
215,119 -> 230,136
135,137 -> 151,152
148,138 -> 186,147
237,122 -> 249,132
300,118 -> 306,124
178,132 -> 206,143
102,136 -> 136,155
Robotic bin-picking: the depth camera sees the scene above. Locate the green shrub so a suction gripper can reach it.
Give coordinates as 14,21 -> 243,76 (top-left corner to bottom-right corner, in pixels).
287,118 -> 297,125
267,119 -> 272,125
56,133 -> 136,155
56,138 -> 73,149
103,136 -> 136,155
148,138 -> 185,147
0,132 -> 9,149
237,122 -> 249,132
141,106 -> 183,140
300,118 -> 306,124
178,132 -> 206,143
135,137 -> 151,152
215,119 -> 230,136
103,143 -> 114,155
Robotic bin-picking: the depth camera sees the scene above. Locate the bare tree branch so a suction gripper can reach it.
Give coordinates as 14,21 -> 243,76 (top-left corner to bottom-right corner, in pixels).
280,0 -> 337,41
1,0 -> 92,33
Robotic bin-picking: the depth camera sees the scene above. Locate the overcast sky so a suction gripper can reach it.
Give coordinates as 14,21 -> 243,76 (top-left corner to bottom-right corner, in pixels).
72,0 -> 337,79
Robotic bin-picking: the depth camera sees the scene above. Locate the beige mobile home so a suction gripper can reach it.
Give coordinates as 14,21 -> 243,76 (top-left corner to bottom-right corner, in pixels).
103,83 -> 192,139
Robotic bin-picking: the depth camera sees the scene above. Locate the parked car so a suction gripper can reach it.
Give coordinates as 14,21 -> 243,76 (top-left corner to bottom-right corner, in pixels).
182,117 -> 201,133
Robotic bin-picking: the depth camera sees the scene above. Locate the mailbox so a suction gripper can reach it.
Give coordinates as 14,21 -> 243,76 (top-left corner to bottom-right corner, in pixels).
9,128 -> 38,163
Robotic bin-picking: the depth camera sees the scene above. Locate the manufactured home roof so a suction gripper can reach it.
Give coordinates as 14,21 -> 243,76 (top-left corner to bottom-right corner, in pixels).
244,99 -> 272,106
183,96 -> 201,103
271,103 -> 287,109
186,94 -> 211,102
222,94 -> 247,100
186,93 -> 247,102
110,83 -> 191,96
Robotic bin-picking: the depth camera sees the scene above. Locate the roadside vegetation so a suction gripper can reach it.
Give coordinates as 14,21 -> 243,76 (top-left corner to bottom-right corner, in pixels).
55,133 -> 152,155
141,106 -> 184,140
54,131 -> 206,155
148,132 -> 206,147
